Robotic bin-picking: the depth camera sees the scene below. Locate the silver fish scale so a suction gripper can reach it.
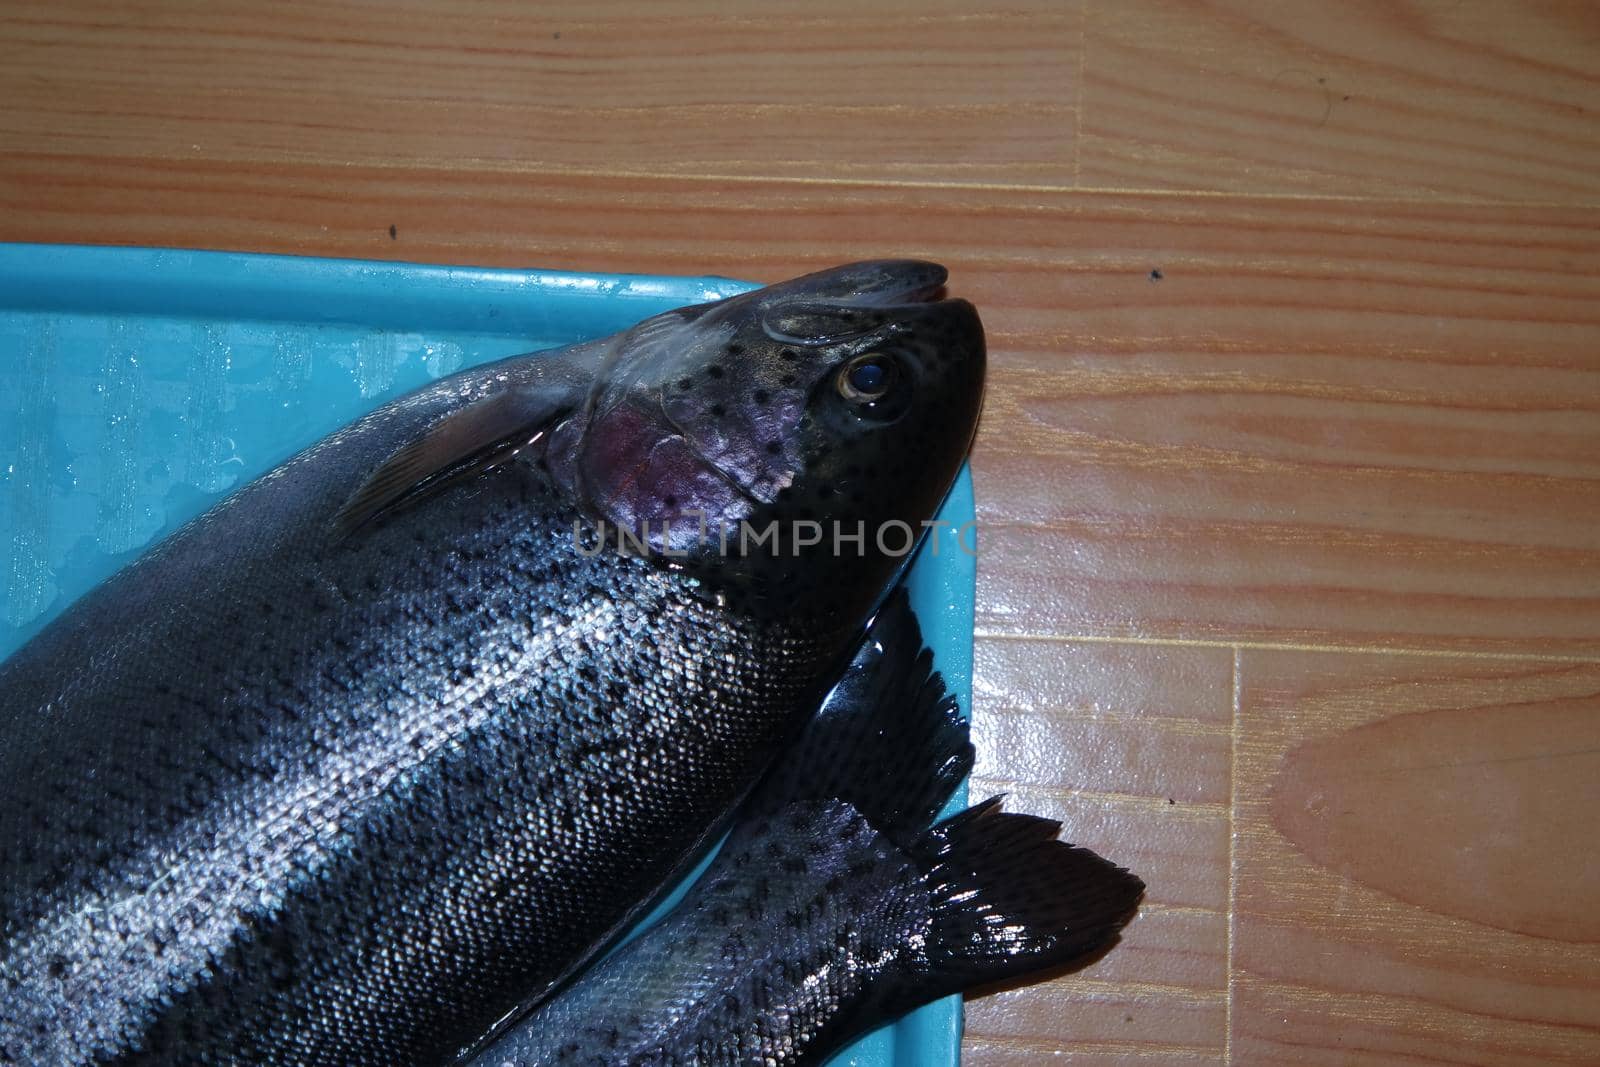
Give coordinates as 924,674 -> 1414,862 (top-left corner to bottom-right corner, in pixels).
0,456 -> 839,1066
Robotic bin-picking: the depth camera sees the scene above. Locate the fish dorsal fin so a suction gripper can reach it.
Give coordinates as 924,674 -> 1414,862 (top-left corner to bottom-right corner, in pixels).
331,385 -> 573,541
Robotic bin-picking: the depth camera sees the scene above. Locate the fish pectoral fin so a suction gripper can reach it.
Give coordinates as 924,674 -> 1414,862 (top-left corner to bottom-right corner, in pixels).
331,386 -> 572,541
749,589 -> 972,843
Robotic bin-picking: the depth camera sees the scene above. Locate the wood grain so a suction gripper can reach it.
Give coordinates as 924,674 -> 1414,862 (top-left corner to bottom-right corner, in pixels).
964,641 -> 1231,1064
3,1 -> 1599,1062
1232,653 -> 1600,1064
0,0 -> 1081,186
1081,0 -> 1600,203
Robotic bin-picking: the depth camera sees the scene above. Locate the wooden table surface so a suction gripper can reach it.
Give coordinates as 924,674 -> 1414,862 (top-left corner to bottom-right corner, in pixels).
4,2 -> 1598,1063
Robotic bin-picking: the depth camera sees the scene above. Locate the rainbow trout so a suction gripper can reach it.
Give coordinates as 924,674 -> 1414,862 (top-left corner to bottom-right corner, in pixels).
0,261 -> 985,1065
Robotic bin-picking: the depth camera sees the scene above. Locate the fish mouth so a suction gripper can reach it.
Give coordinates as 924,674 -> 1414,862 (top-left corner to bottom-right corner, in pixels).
828,260 -> 950,307
771,259 -> 951,310
847,261 -> 949,307
754,261 -> 962,349
864,279 -> 946,306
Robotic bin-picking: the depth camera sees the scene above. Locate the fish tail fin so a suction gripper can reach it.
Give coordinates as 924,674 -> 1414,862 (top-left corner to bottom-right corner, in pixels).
909,796 -> 1144,993
749,588 -> 973,841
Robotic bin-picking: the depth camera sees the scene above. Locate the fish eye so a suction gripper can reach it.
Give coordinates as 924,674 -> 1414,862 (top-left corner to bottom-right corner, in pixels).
836,353 -> 896,403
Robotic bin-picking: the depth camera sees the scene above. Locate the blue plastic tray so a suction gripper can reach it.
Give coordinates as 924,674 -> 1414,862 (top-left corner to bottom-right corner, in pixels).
0,243 -> 974,1065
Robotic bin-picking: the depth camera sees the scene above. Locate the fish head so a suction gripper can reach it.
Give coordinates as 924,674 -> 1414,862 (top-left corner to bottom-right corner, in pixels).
560,260 -> 985,622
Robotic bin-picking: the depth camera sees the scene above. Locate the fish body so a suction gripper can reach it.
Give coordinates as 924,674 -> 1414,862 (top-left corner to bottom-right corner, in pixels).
0,262 -> 985,1065
476,592 -> 1143,1067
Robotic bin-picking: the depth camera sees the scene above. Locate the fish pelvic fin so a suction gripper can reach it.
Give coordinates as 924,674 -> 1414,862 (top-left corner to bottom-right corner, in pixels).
330,385 -> 573,542
910,796 -> 1145,993
745,588 -> 973,844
